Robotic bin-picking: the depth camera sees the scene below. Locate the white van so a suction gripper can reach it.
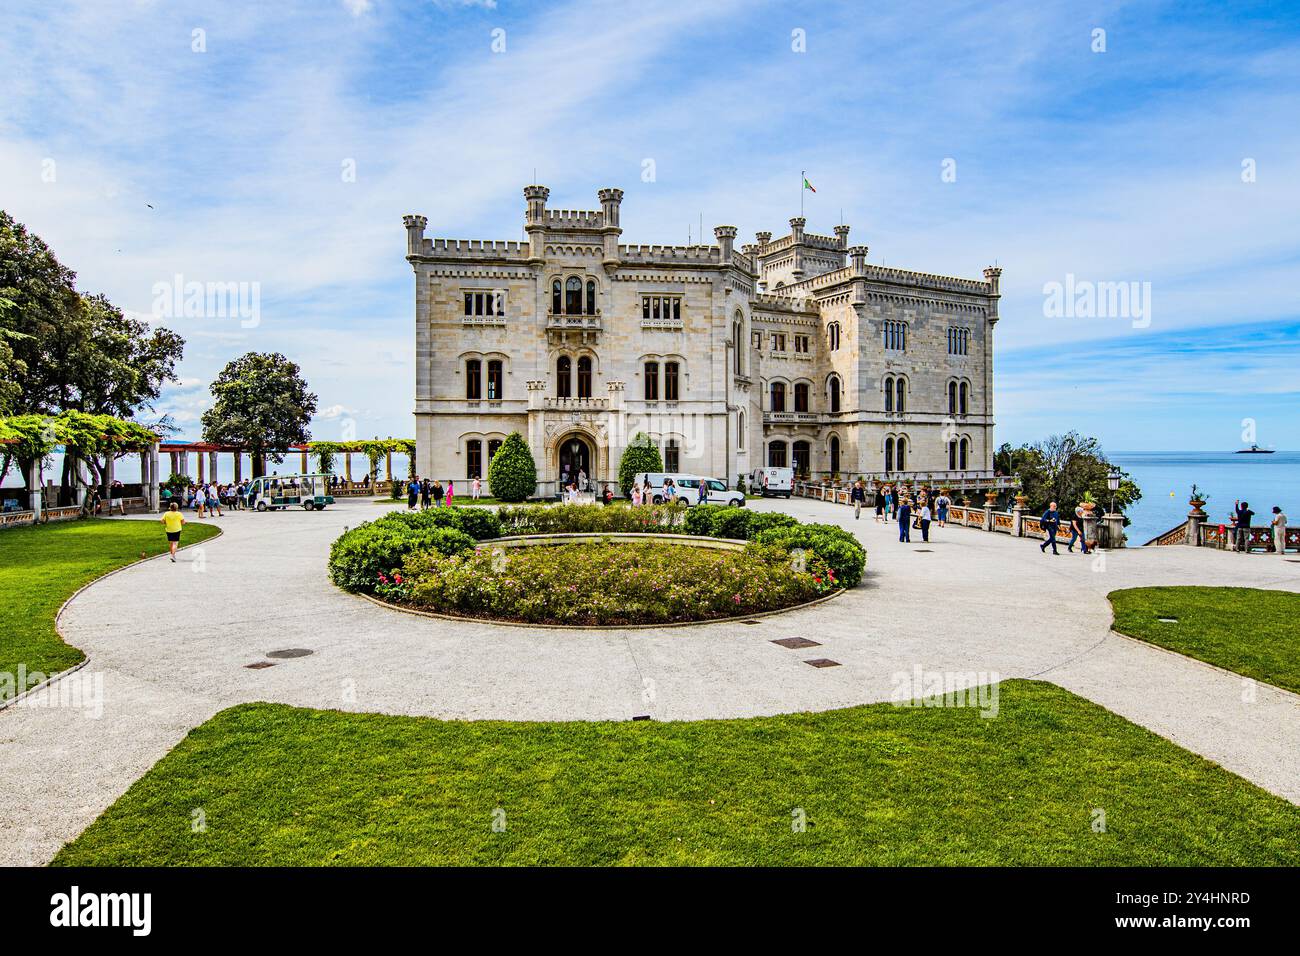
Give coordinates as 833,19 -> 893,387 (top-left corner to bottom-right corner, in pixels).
633,473 -> 745,507
750,466 -> 794,498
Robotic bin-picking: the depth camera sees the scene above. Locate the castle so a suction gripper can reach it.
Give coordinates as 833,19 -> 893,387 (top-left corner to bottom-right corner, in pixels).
404,185 -> 1001,494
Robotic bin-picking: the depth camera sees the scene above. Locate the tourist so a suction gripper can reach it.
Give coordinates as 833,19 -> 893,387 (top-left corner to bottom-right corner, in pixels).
208,482 -> 223,517
936,491 -> 950,528
874,485 -> 885,522
1040,502 -> 1061,555
848,479 -> 865,519
193,484 -> 207,518
420,477 -> 431,509
663,478 -> 676,502
631,482 -> 643,506
919,500 -> 932,542
472,476 -> 481,500
432,479 -> 445,507
446,480 -> 455,507
578,469 -> 589,493
602,484 -> 615,506
1066,504 -> 1090,554
1272,506 -> 1287,556
407,476 -> 420,509
897,496 -> 912,543
161,502 -> 185,562
884,484 -> 895,521
1232,500 -> 1254,552
697,480 -> 708,506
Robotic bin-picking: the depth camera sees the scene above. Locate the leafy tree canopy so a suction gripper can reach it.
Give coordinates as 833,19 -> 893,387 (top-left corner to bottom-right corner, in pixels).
201,352 -> 317,473
995,431 -> 1141,516
487,432 -> 537,502
618,431 -> 663,497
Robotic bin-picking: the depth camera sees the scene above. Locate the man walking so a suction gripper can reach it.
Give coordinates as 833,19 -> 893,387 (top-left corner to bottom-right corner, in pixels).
1066,503 -> 1090,554
407,476 -> 420,509
1040,502 -> 1061,555
897,497 -> 912,543
851,479 -> 866,520
1271,505 -> 1287,556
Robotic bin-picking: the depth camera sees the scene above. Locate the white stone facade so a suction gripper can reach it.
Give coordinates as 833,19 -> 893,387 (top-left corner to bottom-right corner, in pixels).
406,185 -> 1001,494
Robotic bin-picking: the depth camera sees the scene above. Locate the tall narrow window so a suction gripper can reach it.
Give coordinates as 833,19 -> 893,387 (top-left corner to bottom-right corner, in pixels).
737,409 -> 746,450
884,376 -> 894,412
464,292 -> 474,316
829,435 -> 841,475
895,378 -> 906,413
733,322 -> 742,374
949,381 -> 958,415
829,376 -> 841,414
551,279 -> 562,314
642,298 -> 651,320
486,360 -> 503,400
466,439 -> 482,479
959,382 -> 969,415
792,440 -> 810,476
770,381 -> 786,413
959,438 -> 969,470
644,361 -> 659,400
768,440 -> 787,468
884,437 -> 895,473
465,359 -> 482,400
896,436 -> 907,471
672,299 -> 681,320
565,277 -> 582,314
829,322 -> 840,351
664,361 -> 679,401
949,440 -> 958,470
652,297 -> 662,320
577,356 -> 592,399
586,280 -> 596,315
664,439 -> 679,472
557,356 -> 572,398
794,382 -> 809,413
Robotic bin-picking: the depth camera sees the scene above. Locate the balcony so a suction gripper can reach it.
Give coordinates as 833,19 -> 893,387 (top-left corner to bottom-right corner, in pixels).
544,397 -> 608,412
763,411 -> 821,425
546,311 -> 601,345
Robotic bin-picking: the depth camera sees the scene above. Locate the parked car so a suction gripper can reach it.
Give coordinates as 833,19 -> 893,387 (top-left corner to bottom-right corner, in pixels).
749,466 -> 794,498
634,473 -> 745,507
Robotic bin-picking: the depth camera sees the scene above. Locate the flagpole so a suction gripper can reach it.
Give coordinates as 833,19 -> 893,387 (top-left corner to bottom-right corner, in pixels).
800,169 -> 804,217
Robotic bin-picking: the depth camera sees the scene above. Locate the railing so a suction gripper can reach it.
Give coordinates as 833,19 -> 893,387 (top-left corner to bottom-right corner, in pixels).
543,397 -> 608,411
1143,523 -> 1188,547
1145,519 -> 1298,553
546,313 -> 602,330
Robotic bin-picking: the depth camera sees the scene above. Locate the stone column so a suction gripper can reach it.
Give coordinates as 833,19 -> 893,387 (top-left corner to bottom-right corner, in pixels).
197,454 -> 205,485
27,459 -> 43,519
105,454 -> 115,513
150,443 -> 162,510
179,451 -> 189,480
234,453 -> 242,484
1102,512 -> 1126,548
1012,499 -> 1025,536
345,454 -> 353,483
209,451 -> 218,483
300,450 -> 308,473
385,449 -> 393,482
169,450 -> 179,477
140,449 -> 150,508
982,490 -> 998,531
1082,511 -> 1099,548
1185,506 -> 1205,547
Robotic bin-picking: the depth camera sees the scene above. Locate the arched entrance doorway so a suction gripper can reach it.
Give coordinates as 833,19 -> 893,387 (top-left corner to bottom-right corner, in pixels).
557,433 -> 594,487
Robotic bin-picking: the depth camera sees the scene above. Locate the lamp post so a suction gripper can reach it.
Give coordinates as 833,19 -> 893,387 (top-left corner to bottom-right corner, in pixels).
1107,468 -> 1121,516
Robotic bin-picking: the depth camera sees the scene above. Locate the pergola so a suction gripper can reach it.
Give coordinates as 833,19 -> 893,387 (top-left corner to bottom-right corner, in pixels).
159,441 -> 402,487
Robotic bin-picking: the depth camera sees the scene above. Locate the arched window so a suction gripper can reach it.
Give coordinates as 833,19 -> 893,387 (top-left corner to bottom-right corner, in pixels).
486,360 -> 503,400
959,381 -> 969,416
733,318 -> 743,374
829,435 -> 841,475
664,361 -> 680,401
959,438 -> 969,470
585,280 -> 596,315
794,382 -> 809,413
948,381 -> 958,415
465,358 -> 482,400
664,438 -> 680,472
829,375 -> 841,414
768,440 -> 788,468
792,440 -> 811,476
565,277 -> 582,314
828,322 -> 841,351
949,439 -> 958,470
644,361 -> 659,400
884,376 -> 894,412
884,437 -> 895,473
556,356 -> 572,398
577,356 -> 592,399
895,378 -> 906,413
896,436 -> 907,471
770,381 -> 786,413
551,279 -> 562,315
466,439 -> 482,479
737,409 -> 746,450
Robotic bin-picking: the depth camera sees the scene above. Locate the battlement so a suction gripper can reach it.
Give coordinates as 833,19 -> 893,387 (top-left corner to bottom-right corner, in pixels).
772,261 -> 992,298
618,243 -> 721,264
543,209 -> 605,230
418,237 -> 530,259
750,291 -> 815,313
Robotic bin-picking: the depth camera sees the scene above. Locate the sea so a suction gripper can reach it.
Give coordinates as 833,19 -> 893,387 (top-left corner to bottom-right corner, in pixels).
1110,451 -> 1300,545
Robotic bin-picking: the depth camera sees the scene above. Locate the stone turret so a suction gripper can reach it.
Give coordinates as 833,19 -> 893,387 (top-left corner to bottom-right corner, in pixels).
984,266 -> 1002,325
834,223 -> 851,248
849,244 -> 868,274
598,187 -> 624,266
524,184 -> 550,262
755,230 -> 772,249
789,217 -> 807,279
402,214 -> 427,256
714,225 -> 737,262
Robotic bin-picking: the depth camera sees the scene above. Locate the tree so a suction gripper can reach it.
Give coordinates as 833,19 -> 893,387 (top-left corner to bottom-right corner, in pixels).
201,352 -> 317,477
487,432 -> 536,502
995,432 -> 1141,518
618,432 -> 663,497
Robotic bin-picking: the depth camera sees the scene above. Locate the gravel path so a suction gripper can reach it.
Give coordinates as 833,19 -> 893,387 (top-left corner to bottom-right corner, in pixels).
2,497 -> 1298,864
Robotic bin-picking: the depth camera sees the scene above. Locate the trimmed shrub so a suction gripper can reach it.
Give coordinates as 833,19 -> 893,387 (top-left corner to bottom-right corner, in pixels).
329,521 -> 475,592
453,506 -> 504,541
487,432 -> 537,502
753,523 -> 866,589
682,504 -> 722,537
743,511 -> 799,538
618,431 -> 663,497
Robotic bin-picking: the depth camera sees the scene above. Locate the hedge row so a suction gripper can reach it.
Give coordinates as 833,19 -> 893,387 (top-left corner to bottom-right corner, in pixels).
328,507 -> 502,591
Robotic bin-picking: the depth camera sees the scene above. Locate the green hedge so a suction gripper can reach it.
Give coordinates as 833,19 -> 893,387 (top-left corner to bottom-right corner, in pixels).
487,432 -> 536,502
497,502 -> 686,535
753,522 -> 867,589
328,507 -> 502,592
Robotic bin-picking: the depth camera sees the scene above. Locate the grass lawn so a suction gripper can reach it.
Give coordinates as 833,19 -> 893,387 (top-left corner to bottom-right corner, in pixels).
1110,586 -> 1300,694
0,517 -> 220,700
53,679 -> 1300,866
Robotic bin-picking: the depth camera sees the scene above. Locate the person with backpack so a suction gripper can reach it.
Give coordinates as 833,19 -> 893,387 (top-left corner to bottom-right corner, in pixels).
1040,502 -> 1061,555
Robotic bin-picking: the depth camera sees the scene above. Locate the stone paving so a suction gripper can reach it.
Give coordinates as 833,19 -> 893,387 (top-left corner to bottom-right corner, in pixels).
2,496 -> 1299,865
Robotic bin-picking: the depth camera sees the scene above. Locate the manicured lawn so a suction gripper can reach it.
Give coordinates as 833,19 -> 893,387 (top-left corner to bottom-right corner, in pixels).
0,517 -> 220,700
1110,586 -> 1300,694
53,680 -> 1300,866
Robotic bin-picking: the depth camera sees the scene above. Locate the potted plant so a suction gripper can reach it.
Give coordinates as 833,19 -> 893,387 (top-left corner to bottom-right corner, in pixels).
1189,483 -> 1208,515
983,487 -> 999,507
1013,490 -> 1028,508
1079,490 -> 1097,514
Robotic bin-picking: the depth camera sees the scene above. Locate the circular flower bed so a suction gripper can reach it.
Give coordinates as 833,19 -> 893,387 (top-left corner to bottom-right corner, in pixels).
329,503 -> 865,626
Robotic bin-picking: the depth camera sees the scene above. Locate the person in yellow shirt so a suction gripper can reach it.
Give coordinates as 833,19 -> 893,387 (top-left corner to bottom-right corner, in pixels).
161,502 -> 185,562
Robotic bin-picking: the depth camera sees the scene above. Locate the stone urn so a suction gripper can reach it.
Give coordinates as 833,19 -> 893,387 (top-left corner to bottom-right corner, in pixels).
1013,492 -> 1029,509
983,489 -> 999,508
961,496 -> 972,507
1188,496 -> 1207,517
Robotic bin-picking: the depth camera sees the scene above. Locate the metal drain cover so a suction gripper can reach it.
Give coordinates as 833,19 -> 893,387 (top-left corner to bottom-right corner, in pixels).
915,549 -> 933,552
245,661 -> 276,669
804,658 -> 841,668
740,619 -> 764,625
772,637 -> 821,649
267,648 -> 314,659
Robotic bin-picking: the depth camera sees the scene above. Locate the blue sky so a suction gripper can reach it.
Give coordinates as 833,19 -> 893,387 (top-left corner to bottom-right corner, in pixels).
2,0 -> 1298,451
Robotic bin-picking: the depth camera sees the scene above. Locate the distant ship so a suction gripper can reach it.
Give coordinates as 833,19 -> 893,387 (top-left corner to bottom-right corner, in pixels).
1236,445 -> 1275,454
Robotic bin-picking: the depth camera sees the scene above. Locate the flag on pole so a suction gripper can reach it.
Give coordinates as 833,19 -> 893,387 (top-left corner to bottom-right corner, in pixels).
803,176 -> 816,193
